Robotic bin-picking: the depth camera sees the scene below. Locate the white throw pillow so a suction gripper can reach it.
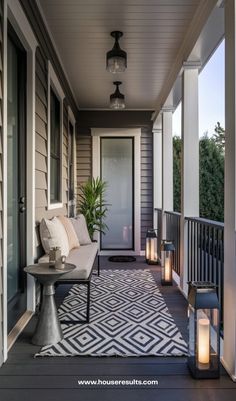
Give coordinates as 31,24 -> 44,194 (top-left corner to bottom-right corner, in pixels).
71,215 -> 92,245
40,217 -> 70,256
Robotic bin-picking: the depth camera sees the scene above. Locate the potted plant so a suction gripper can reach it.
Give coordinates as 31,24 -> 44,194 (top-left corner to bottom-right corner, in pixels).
78,177 -> 109,240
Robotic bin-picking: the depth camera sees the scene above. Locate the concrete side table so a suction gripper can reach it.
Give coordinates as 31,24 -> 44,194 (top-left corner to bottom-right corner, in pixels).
24,263 -> 75,346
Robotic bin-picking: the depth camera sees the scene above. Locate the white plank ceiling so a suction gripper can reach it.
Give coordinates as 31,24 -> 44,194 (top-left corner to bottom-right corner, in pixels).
39,0 -> 202,110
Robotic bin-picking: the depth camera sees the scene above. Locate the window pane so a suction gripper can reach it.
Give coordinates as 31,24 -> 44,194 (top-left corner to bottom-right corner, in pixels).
50,88 -> 61,203
68,122 -> 74,201
50,157 -> 60,203
7,37 -> 19,301
101,138 -> 133,249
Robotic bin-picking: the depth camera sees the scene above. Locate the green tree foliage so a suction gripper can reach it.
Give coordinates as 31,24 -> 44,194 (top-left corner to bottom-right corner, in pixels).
173,125 -> 225,222
199,134 -> 224,222
213,122 -> 225,152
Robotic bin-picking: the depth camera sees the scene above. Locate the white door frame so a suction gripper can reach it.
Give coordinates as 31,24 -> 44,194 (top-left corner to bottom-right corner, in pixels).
2,0 -> 38,361
91,128 -> 141,256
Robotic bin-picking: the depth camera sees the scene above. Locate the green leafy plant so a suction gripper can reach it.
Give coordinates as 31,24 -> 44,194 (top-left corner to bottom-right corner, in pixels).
78,177 -> 109,239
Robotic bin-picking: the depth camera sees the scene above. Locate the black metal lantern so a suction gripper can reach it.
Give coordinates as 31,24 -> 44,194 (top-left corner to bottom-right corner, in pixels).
106,31 -> 127,73
110,81 -> 125,109
188,281 -> 220,379
161,240 -> 175,285
145,229 -> 158,264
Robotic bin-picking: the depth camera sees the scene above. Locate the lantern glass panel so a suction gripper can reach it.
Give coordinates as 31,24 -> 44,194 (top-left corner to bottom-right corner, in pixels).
188,307 -> 220,378
188,305 -> 195,359
145,230 -> 158,264
107,57 -> 126,73
161,250 -> 173,282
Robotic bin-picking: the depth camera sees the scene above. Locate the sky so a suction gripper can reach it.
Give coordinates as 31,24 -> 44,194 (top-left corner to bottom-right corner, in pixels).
173,40 -> 225,138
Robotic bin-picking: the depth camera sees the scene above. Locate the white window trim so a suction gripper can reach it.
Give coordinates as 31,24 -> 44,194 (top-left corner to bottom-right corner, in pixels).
3,0 -> 38,362
68,106 -> 76,215
91,128 -> 141,256
47,61 -> 65,210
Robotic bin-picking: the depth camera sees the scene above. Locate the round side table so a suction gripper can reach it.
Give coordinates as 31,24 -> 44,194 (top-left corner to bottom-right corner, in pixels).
24,263 -> 75,346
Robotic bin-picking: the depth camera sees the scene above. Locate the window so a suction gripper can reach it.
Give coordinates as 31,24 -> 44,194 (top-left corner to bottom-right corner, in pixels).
68,121 -> 74,202
50,88 -> 61,203
47,62 -> 65,209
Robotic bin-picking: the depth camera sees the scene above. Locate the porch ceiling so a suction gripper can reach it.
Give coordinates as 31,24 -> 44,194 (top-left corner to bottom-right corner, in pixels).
38,0 -> 204,110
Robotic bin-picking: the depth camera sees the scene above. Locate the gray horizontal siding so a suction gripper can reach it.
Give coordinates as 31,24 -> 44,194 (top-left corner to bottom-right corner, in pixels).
76,136 -> 92,213
0,0 -> 3,367
35,47 -> 69,258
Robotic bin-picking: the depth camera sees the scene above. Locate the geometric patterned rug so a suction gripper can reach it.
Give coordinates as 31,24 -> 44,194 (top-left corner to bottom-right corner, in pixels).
36,270 -> 188,357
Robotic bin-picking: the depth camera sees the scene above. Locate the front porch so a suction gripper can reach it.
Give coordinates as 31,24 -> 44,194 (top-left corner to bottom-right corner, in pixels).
1,257 -> 235,401
1,0 -> 236,399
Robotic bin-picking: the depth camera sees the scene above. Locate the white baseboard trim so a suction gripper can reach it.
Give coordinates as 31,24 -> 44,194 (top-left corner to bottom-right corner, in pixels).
7,310 -> 34,351
177,283 -> 188,300
173,270 -> 180,286
221,357 -> 236,382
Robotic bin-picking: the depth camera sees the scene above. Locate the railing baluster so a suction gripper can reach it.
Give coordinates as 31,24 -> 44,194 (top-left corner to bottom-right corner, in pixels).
154,210 -> 224,333
183,216 -> 224,334
200,223 -> 203,281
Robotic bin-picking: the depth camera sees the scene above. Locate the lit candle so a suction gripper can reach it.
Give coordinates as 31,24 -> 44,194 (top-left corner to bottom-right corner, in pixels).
197,318 -> 210,368
150,238 -> 154,261
164,257 -> 171,281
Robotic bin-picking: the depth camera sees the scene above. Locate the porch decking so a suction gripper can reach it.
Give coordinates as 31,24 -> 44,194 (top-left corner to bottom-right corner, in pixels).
0,257 -> 235,401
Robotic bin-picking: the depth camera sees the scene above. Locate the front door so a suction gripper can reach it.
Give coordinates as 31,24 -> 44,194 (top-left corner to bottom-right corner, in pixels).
7,25 -> 27,332
101,137 -> 134,250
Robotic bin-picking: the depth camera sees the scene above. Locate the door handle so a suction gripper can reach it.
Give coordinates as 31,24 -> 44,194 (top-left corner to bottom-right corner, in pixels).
19,206 -> 26,213
19,196 -> 25,204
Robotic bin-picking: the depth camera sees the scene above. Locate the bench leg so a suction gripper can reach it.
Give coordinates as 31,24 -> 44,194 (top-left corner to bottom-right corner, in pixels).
97,254 -> 100,276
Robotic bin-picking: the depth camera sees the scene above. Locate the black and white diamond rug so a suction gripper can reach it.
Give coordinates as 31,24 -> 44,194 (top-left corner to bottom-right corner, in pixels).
36,270 -> 188,357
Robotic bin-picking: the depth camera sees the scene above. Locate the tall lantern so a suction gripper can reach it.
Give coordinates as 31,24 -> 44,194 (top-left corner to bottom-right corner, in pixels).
161,240 -> 175,285
145,229 -> 158,264
188,281 -> 220,379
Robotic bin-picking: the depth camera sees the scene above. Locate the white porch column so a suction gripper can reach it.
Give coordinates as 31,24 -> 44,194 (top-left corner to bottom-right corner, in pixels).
180,62 -> 200,296
162,109 -> 173,239
222,0 -> 236,381
153,127 -> 162,218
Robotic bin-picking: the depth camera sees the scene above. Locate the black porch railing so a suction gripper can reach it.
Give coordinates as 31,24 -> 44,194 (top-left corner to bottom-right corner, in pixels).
155,210 -> 224,329
165,211 -> 181,276
186,217 -> 224,328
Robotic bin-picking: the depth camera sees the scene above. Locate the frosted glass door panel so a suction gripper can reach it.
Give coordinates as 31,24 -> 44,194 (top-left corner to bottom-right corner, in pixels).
101,138 -> 134,249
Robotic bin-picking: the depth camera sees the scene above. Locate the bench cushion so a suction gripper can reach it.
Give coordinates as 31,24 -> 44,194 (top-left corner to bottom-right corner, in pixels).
38,242 -> 98,280
60,243 -> 98,280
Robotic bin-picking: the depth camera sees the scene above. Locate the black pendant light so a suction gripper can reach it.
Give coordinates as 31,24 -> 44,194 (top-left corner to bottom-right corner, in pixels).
106,31 -> 127,73
110,81 -> 125,109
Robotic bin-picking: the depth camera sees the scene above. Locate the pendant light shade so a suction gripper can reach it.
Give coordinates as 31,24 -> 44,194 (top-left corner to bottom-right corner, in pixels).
110,81 -> 125,109
106,31 -> 127,73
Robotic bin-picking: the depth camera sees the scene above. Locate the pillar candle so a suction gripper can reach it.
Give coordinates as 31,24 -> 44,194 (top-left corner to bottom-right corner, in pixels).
197,318 -> 210,367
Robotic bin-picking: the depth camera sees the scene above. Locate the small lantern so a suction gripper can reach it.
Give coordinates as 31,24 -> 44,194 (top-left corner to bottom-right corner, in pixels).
161,240 -> 175,285
188,281 -> 220,379
145,229 -> 158,264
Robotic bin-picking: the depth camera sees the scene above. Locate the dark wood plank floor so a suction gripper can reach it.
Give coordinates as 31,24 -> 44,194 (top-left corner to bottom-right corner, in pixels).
0,256 -> 236,401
